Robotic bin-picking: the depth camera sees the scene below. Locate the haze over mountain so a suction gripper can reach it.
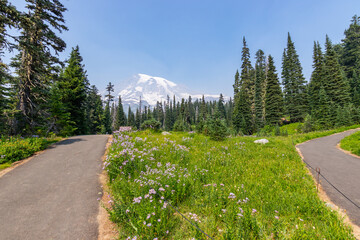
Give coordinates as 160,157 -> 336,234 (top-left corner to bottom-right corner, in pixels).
110,74 -> 226,110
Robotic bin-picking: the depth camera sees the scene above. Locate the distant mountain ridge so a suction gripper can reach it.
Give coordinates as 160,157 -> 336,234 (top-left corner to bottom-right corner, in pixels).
109,73 -> 226,110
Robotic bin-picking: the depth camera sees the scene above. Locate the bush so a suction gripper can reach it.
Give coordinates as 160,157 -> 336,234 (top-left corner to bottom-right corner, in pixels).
274,125 -> 281,136
302,114 -> 314,133
140,119 -> 161,131
0,137 -> 59,164
173,119 -> 190,132
206,118 -> 228,141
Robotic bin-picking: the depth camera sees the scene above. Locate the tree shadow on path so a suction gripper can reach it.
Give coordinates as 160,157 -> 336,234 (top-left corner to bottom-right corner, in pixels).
53,138 -> 85,146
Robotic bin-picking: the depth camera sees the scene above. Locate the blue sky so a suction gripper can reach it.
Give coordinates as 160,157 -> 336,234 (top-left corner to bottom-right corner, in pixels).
6,0 -> 360,96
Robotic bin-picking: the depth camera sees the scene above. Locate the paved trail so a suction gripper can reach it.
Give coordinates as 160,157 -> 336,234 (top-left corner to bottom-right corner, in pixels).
0,135 -> 109,240
297,129 -> 360,226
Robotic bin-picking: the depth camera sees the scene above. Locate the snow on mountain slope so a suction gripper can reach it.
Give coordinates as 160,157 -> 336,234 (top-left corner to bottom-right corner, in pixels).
111,73 -> 225,110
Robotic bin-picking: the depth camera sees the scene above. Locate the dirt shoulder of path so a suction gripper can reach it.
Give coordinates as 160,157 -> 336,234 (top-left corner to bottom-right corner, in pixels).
97,135 -> 119,240
295,145 -> 360,239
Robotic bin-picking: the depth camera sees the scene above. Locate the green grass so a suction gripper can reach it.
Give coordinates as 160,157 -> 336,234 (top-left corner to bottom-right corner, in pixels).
0,162 -> 11,170
0,136 -> 60,166
104,126 -> 359,239
279,122 -> 302,135
340,130 -> 360,156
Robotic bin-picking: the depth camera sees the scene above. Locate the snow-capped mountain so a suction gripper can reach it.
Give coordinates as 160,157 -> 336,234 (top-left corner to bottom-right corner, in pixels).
111,73 -> 224,110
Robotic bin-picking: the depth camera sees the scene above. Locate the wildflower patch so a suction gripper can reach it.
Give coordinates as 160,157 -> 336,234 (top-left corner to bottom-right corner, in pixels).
104,130 -> 355,239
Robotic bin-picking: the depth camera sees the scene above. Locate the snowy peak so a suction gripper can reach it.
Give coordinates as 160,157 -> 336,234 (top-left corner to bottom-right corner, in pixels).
137,74 -> 177,88
113,73 -> 224,110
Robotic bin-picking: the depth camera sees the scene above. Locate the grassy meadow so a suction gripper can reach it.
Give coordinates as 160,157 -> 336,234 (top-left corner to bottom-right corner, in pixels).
340,130 -> 360,156
0,136 -> 60,169
104,125 -> 360,239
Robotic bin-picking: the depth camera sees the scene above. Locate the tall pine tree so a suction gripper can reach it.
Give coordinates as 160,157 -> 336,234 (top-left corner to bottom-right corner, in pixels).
59,46 -> 89,135
308,41 -> 325,113
341,15 -> 360,106
281,33 -> 307,122
265,55 -> 283,125
233,37 -> 254,134
114,95 -> 126,130
254,49 -> 266,130
87,85 -> 103,134
12,0 -> 67,134
323,35 -> 351,106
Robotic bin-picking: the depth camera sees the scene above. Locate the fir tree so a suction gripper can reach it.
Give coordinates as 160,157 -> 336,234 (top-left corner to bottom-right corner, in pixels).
281,33 -> 307,122
12,0 -> 67,133
102,103 -> 111,134
1,0 -> 19,132
110,102 -> 116,131
217,94 -> 226,119
233,70 -> 240,97
323,35 -> 351,106
0,0 -> 20,54
164,101 -> 172,131
127,106 -> 135,128
135,108 -> 141,129
342,15 -> 360,106
105,82 -> 115,104
226,97 -> 233,127
200,95 -> 207,121
308,41 -> 325,113
87,85 -> 103,134
59,46 -> 89,135
47,81 -> 75,136
314,86 -> 331,128
264,55 -> 283,125
233,37 -> 254,134
188,96 -> 195,124
254,49 -> 266,130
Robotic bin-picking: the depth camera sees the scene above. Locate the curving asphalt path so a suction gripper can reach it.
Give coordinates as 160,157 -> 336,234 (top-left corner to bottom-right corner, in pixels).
297,129 -> 360,227
0,135 -> 109,240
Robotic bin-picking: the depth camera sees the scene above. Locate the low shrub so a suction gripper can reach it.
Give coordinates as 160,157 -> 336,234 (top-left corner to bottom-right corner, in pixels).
0,136 -> 59,164
140,119 -> 161,131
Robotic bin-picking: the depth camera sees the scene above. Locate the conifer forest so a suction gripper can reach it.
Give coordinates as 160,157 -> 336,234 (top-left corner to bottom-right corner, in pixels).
1,1 -> 360,139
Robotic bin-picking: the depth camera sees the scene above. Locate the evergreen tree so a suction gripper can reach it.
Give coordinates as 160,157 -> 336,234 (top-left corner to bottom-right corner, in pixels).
233,37 -> 254,134
135,108 -> 141,129
0,0 -> 19,53
12,0 -> 67,134
264,55 -> 283,125
342,15 -> 360,106
281,33 -> 307,122
254,49 -> 266,130
47,81 -> 75,136
105,82 -> 115,104
127,106 -> 136,128
102,103 -> 111,134
314,86 -> 331,128
0,0 -> 17,135
0,1 -> 19,130
59,46 -> 89,135
226,97 -> 233,127
217,94 -> 226,119
0,65 -> 10,134
164,101 -> 172,131
323,35 -> 351,106
199,95 -> 207,121
188,96 -> 195,124
233,70 -> 240,97
87,85 -> 103,134
308,41 -> 325,113
110,102 -> 116,130
142,106 -> 148,121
